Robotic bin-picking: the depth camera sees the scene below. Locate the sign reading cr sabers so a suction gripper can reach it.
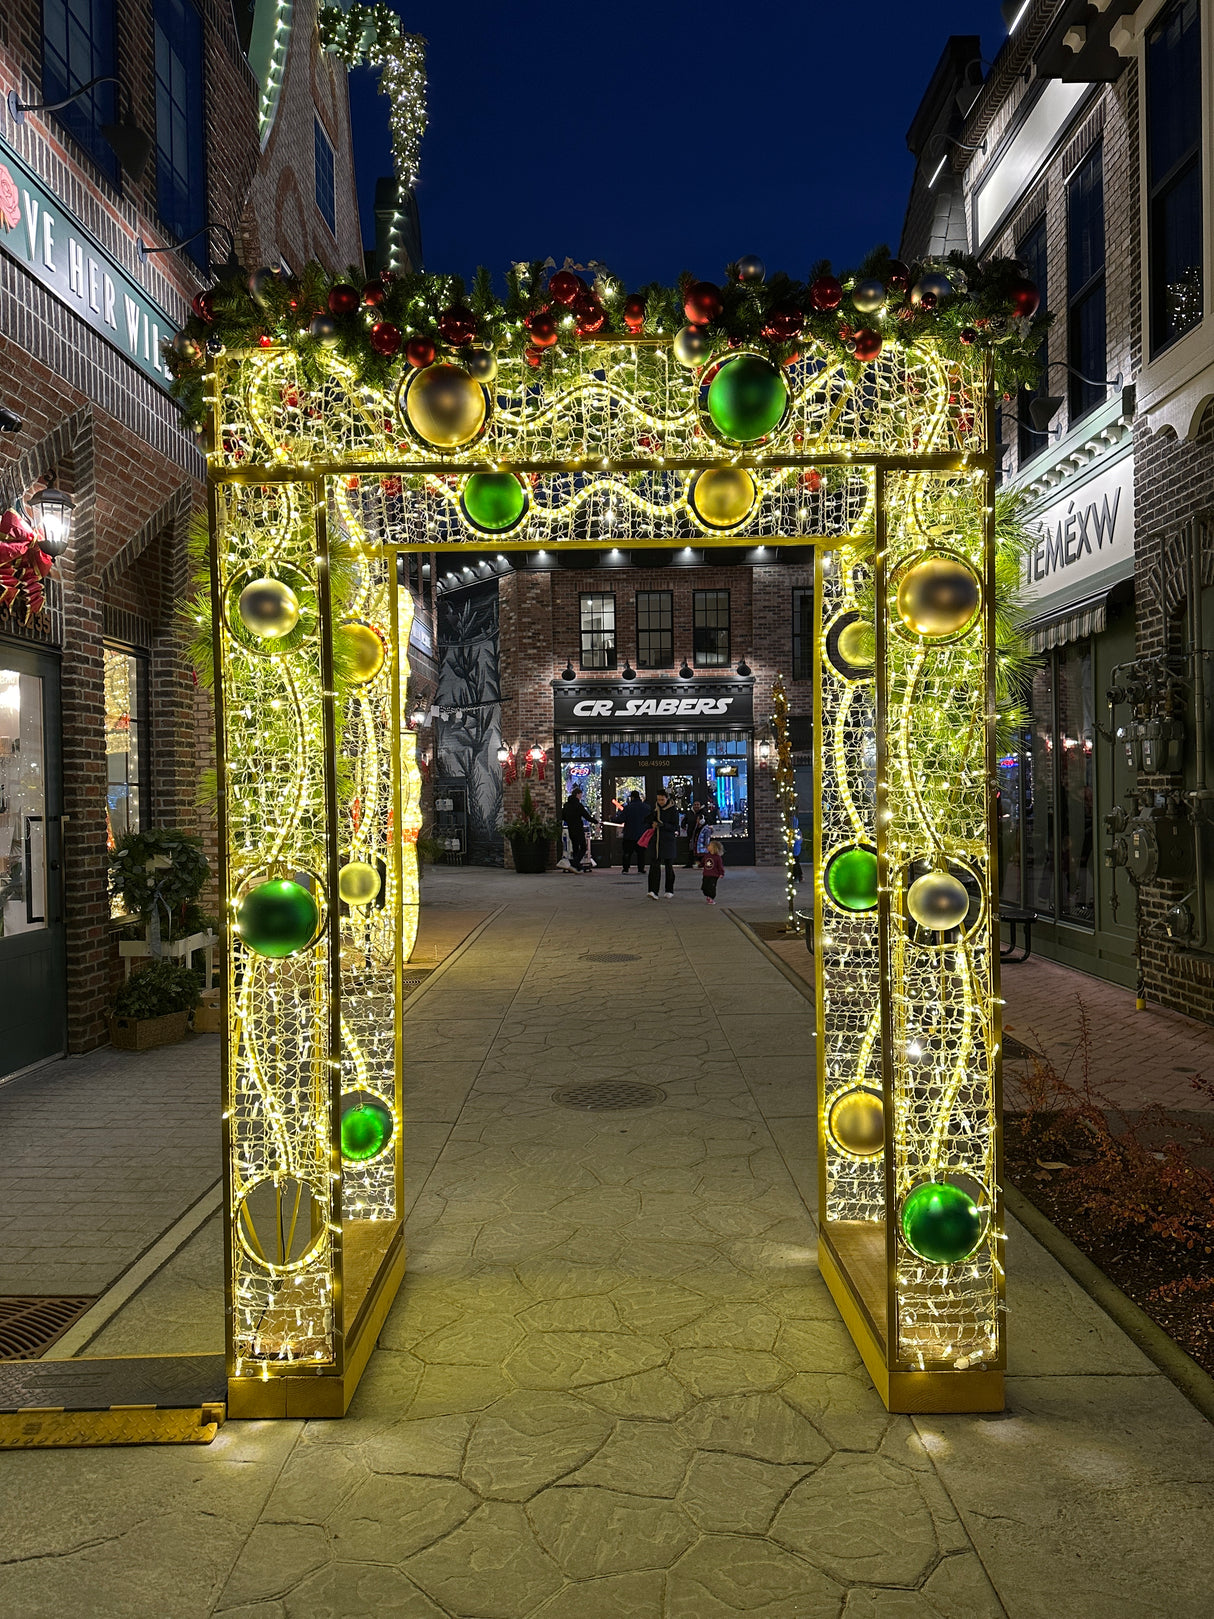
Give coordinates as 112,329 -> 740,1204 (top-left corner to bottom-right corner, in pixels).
552,681 -> 754,729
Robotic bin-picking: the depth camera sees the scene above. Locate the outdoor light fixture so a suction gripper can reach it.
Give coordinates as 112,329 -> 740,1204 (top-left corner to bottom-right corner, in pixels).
678,659 -> 694,679
560,659 -> 576,680
758,739 -> 773,766
496,745 -> 510,764
0,402 -> 22,434
7,76 -> 152,180
409,705 -> 428,727
621,661 -> 637,681
527,746 -> 545,762
137,221 -> 240,275
736,658 -> 752,677
1027,367 -> 1131,433
29,480 -> 74,558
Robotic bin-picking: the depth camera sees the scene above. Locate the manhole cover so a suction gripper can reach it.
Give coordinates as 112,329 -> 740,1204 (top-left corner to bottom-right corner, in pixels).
552,1082 -> 666,1111
584,952 -> 640,963
0,1297 -> 95,1360
1002,1035 -> 1040,1061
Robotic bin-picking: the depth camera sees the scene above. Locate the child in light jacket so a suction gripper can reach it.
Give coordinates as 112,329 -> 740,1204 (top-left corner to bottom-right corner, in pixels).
700,839 -> 725,905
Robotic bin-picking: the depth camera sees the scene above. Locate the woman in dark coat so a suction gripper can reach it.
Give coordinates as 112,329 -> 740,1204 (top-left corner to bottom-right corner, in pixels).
620,789 -> 649,874
647,789 -> 681,899
561,786 -> 594,872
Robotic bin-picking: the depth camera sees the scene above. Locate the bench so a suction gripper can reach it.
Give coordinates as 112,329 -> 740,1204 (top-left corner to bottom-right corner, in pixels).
998,906 -> 1038,964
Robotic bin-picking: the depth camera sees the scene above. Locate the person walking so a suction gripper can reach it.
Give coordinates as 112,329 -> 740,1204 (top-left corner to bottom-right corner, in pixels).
561,786 -> 594,873
681,800 -> 704,867
700,838 -> 725,905
647,789 -> 680,900
620,789 -> 649,874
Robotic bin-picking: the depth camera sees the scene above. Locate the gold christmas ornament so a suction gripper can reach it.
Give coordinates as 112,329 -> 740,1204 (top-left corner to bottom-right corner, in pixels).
404,363 -> 487,449
689,467 -> 756,529
338,622 -> 385,684
338,860 -> 381,905
238,577 -> 300,639
828,1089 -> 885,1157
836,618 -> 875,670
896,555 -> 981,639
907,870 -> 971,931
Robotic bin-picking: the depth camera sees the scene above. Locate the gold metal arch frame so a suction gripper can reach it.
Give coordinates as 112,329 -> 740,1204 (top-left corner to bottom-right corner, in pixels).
207,337 -> 1003,1417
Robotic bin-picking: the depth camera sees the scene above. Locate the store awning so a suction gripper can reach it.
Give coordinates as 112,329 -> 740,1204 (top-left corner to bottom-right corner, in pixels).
557,729 -> 752,746
1024,586 -> 1119,654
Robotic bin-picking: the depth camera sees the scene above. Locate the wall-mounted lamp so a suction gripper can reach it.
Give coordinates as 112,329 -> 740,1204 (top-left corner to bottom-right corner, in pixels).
0,402 -> 22,434
678,659 -> 694,680
758,739 -> 773,768
29,478 -> 74,558
736,658 -> 752,678
621,661 -> 637,681
7,76 -> 152,181
409,705 -> 429,727
1026,369 -> 1132,433
559,659 -> 577,681
496,745 -> 510,764
137,221 -> 240,276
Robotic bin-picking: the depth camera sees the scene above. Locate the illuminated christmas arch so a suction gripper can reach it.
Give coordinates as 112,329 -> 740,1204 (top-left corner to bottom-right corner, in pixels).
202,257 -> 1037,1416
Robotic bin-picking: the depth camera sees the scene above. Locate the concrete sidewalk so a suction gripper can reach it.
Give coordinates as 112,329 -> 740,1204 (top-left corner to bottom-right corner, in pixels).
0,866 -> 1211,1617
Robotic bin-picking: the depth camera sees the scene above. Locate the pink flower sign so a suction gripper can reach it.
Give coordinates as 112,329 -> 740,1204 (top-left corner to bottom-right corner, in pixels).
0,165 -> 19,233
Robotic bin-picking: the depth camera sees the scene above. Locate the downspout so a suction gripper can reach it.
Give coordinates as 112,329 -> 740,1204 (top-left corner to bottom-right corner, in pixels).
1186,515 -> 1209,950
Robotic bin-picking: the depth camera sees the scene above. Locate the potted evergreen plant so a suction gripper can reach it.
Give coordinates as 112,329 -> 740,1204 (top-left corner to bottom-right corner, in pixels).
501,785 -> 558,874
109,957 -> 202,1051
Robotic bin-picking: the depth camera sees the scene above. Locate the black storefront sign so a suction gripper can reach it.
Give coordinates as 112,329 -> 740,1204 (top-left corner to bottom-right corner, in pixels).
552,680 -> 754,730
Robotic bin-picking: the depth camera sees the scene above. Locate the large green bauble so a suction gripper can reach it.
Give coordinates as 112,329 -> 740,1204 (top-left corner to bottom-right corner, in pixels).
462,472 -> 526,532
901,1181 -> 984,1264
238,879 -> 319,958
825,845 -> 879,912
340,1097 -> 394,1162
706,355 -> 788,442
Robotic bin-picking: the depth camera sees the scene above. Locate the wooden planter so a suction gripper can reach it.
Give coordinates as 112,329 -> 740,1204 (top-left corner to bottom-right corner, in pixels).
110,1009 -> 190,1051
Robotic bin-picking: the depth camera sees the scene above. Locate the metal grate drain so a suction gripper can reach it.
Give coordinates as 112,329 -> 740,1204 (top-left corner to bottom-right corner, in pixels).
552,1081 -> 666,1111
584,952 -> 641,963
1002,1035 -> 1040,1061
0,1297 -> 95,1360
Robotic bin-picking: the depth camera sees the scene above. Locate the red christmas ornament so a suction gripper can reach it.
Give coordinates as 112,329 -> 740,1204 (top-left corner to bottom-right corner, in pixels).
1008,277 -> 1040,319
381,476 -> 402,497
852,328 -> 883,362
917,291 -> 938,312
328,283 -> 360,316
257,334 -> 273,347
529,311 -> 559,348
191,290 -> 214,322
886,260 -> 911,292
762,305 -> 803,341
575,301 -> 607,335
548,270 -> 585,306
370,321 -> 401,357
405,335 -> 436,368
524,345 -> 544,368
623,294 -> 647,332
362,279 -> 386,307
809,275 -> 844,311
803,468 -> 822,491
437,306 -> 477,346
959,327 -> 978,346
522,303 -> 550,329
684,281 -> 723,325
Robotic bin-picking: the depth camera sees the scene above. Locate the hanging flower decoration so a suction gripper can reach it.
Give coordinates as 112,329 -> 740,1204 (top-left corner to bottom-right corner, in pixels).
0,508 -> 54,621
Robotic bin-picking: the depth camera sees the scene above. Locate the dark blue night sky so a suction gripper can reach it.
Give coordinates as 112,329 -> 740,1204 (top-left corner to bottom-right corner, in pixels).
349,3 -> 1004,289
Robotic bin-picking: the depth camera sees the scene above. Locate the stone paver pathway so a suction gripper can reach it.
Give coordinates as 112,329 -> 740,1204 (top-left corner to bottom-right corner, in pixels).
1,868 -> 1213,1618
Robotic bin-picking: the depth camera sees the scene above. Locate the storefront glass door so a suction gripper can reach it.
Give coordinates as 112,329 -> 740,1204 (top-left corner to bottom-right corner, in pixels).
0,647 -> 66,1077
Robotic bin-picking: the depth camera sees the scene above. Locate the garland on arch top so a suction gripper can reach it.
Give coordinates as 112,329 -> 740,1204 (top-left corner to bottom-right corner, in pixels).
166,248 -> 1051,434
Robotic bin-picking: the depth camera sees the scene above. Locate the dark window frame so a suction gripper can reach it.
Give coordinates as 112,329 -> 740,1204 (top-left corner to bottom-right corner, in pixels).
635,589 -> 673,669
1067,142 -> 1107,422
693,589 -> 731,668
791,586 -> 814,680
103,641 -> 151,849
41,0 -> 119,182
579,591 -> 617,670
1016,217 -> 1049,465
1146,0 -> 1203,355
314,114 -> 337,237
154,0 -> 207,269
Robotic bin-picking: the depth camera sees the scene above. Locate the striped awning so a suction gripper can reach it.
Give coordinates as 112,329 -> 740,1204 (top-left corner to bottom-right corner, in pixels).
556,729 -> 752,746
1024,588 -> 1114,653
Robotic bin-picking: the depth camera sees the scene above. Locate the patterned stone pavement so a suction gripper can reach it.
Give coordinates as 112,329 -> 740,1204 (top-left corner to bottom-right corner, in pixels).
2,868 -> 1213,1617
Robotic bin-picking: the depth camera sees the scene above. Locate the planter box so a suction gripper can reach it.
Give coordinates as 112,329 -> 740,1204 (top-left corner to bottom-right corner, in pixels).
194,990 -> 222,1033
110,1009 -> 190,1051
509,837 -> 551,874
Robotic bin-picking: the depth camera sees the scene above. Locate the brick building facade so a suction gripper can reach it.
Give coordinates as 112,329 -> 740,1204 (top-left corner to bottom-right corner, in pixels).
903,0 -> 1214,1021
0,0 -> 366,1077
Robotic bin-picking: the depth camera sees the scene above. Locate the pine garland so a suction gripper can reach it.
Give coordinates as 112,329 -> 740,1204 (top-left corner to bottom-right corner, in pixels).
318,4 -> 427,190
167,250 -> 1051,432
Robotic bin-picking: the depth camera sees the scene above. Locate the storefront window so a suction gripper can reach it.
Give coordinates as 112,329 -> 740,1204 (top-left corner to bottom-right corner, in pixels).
693,590 -> 730,666
1067,144 -> 1106,421
0,668 -> 47,938
1058,642 -> 1095,923
792,587 -> 814,679
1147,0 -> 1203,353
105,647 -> 147,848
579,593 -> 616,669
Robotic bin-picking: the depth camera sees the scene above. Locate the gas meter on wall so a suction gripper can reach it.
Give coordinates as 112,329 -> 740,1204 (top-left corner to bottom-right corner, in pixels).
1105,803 -> 1193,885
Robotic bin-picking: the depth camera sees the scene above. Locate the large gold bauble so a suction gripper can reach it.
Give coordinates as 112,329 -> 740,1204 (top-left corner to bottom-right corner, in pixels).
338,622 -> 385,684
836,618 -> 875,670
907,870 -> 971,931
405,363 -> 487,449
338,860 -> 381,906
896,556 -> 981,639
690,467 -> 756,529
828,1089 -> 885,1157
238,577 -> 300,639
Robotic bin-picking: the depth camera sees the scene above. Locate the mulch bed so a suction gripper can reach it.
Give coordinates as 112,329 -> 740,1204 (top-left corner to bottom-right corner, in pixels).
1006,1112 -> 1214,1377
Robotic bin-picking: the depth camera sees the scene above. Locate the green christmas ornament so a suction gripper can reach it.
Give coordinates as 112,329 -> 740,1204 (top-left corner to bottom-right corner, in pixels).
901,1181 -> 984,1264
825,845 -> 879,912
238,878 -> 319,958
340,1097 -> 394,1162
462,471 -> 526,532
706,354 -> 788,442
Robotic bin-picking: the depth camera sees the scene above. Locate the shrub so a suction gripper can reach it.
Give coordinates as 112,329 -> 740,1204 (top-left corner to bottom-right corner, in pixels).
112,957 -> 202,1020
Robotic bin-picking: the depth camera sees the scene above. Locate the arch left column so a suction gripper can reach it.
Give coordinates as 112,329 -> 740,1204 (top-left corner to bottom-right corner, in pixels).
210,464 -> 406,1419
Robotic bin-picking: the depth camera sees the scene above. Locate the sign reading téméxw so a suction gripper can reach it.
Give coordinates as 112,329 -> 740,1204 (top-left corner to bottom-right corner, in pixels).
0,137 -> 177,393
553,682 -> 754,729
